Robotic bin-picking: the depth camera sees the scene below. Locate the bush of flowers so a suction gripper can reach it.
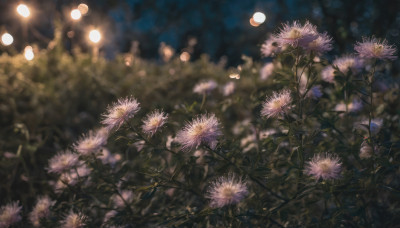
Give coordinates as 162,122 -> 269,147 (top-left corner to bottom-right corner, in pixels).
1,20 -> 400,227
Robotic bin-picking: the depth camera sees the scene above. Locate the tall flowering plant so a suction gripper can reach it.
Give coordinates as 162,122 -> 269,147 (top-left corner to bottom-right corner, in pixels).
0,20 -> 399,227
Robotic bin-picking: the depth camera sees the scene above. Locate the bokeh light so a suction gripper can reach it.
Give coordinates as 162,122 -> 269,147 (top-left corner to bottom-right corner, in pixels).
71,9 -> 82,20
249,18 -> 260,27
16,4 -> 30,18
78,3 -> 89,15
89,29 -> 101,43
253,12 -> 266,24
180,52 -> 190,62
24,46 -> 34,61
1,33 -> 14,46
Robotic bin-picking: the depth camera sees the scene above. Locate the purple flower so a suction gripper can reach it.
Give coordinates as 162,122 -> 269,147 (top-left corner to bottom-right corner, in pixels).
207,174 -> 248,208
355,37 -> 397,60
141,110 -> 168,136
261,90 -> 293,118
305,153 -> 342,180
274,21 -> 318,48
101,97 -> 140,131
176,114 -> 222,151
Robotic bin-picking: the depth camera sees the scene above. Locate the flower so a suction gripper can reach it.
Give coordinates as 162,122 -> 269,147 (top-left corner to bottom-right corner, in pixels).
305,153 -> 342,180
334,99 -> 363,112
333,56 -> 364,75
0,202 -> 22,228
101,97 -> 140,131
176,114 -> 222,151
321,66 -> 335,83
193,80 -> 218,95
303,32 -> 333,55
207,174 -> 248,208
355,37 -> 397,60
261,90 -> 292,118
260,37 -> 282,57
222,81 -> 235,96
260,62 -> 274,80
48,151 -> 79,174
141,110 -> 168,136
29,196 -> 55,227
113,190 -> 134,208
99,148 -> 118,166
274,21 -> 318,48
61,211 -> 86,228
359,141 -> 373,159
74,129 -> 108,156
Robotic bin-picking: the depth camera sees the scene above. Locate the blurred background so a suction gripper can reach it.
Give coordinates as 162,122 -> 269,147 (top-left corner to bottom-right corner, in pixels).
1,0 -> 399,66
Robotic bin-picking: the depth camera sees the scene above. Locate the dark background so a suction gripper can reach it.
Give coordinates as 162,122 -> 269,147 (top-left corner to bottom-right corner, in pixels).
1,0 -> 399,65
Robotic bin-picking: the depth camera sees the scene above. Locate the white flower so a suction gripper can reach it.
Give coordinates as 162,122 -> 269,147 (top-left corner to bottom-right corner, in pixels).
0,202 -> 22,228
74,129 -> 108,156
61,211 -> 86,228
101,97 -> 140,131
333,56 -> 364,75
321,66 -> 335,83
141,110 -> 168,136
29,196 -> 55,227
207,174 -> 248,208
48,151 -> 79,174
334,99 -> 363,112
193,80 -> 218,95
305,153 -> 342,180
176,114 -> 222,151
261,90 -> 292,118
260,63 -> 274,80
99,148 -> 118,166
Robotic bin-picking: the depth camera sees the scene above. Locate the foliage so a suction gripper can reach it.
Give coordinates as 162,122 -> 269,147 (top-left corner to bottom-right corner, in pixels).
1,21 -> 400,227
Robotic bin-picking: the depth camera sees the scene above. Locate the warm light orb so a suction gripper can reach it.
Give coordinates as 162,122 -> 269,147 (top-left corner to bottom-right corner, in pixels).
24,46 -> 34,61
252,12 -> 266,24
1,33 -> 14,46
89,29 -> 101,43
180,52 -> 190,62
17,4 -> 30,18
70,9 -> 82,20
78,4 -> 89,15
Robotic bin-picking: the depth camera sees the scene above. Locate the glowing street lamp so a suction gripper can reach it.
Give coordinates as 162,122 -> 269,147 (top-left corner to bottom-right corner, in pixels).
89,29 -> 101,44
24,46 -> 34,61
17,4 -> 31,18
1,33 -> 14,46
71,9 -> 82,20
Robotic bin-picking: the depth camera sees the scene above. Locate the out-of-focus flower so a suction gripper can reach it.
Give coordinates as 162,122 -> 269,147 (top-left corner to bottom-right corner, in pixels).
74,129 -> 108,156
48,151 -> 79,174
304,32 -> 333,55
260,63 -> 274,80
193,149 -> 209,164
358,119 -> 383,136
333,56 -> 364,75
305,153 -> 341,180
54,163 -> 91,192
334,99 -> 363,112
141,110 -> 168,136
259,129 -> 277,140
101,97 -> 140,131
61,211 -> 86,228
113,190 -> 134,208
240,134 -> 257,153
261,90 -> 292,118
355,37 -> 397,60
193,80 -> 218,95
99,148 -> 118,166
0,202 -> 22,228
321,66 -> 335,83
222,81 -> 235,96
359,141 -> 374,159
103,210 -> 118,224
260,37 -> 282,57
29,196 -> 55,227
274,21 -> 318,48
207,174 -> 248,208
176,114 -> 222,151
